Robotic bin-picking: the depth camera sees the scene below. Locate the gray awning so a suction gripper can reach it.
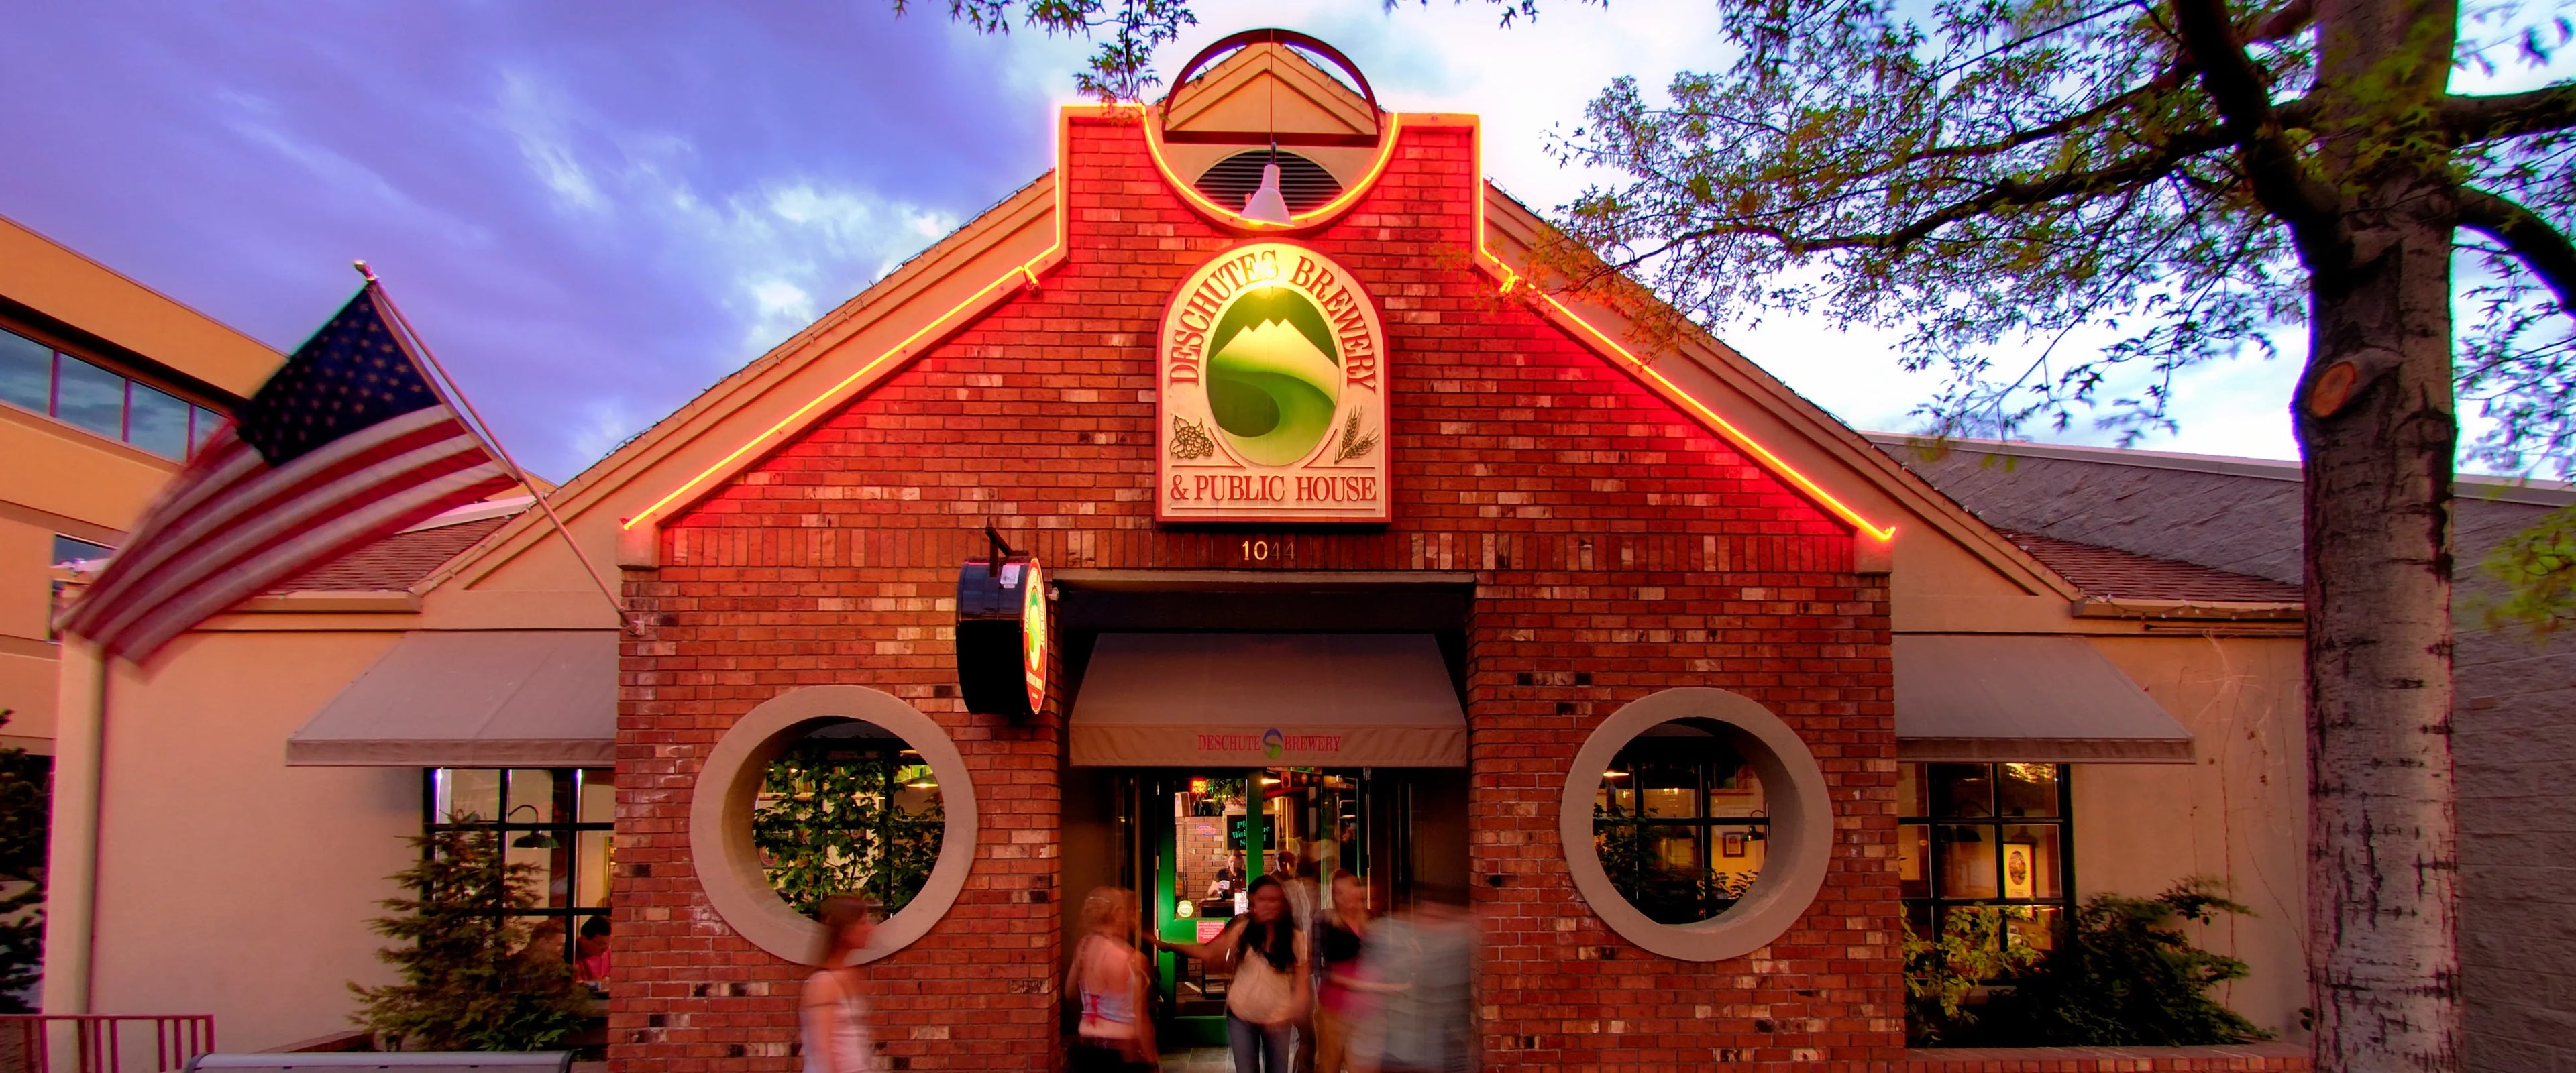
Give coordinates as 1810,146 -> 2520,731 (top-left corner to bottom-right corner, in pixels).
1070,633 -> 1467,767
287,630 -> 615,767
1896,634 -> 2194,763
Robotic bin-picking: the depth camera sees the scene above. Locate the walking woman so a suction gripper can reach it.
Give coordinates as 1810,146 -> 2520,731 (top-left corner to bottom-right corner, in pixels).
1155,874 -> 1307,1072
800,896 -> 879,1073
1067,887 -> 1157,1072
1314,870 -> 1375,1073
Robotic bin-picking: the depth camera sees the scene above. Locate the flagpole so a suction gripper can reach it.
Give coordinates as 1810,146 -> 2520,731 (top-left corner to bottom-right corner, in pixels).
352,261 -> 636,633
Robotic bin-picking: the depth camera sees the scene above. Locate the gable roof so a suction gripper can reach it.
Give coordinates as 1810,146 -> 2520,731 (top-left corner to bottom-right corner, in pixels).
416,42 -> 2108,619
2000,530 -> 2301,604
1869,432 -> 2575,588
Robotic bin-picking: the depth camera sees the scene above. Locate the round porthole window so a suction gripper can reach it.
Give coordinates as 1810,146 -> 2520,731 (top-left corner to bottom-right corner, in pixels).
692,686 -> 977,965
1559,688 -> 1833,961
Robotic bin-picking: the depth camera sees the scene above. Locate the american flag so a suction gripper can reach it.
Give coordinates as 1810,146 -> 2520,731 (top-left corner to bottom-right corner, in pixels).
57,285 -> 518,661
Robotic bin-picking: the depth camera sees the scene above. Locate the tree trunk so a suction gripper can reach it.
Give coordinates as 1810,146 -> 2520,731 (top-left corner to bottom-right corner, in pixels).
2296,207 -> 2461,1072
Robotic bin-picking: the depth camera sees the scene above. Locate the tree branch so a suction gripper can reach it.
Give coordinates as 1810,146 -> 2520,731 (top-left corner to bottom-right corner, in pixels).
1611,127 -> 2234,264
2244,0 -> 2314,43
2168,0 -> 2349,265
1911,70 -> 2190,162
2459,187 -> 2576,312
2441,84 -> 2576,144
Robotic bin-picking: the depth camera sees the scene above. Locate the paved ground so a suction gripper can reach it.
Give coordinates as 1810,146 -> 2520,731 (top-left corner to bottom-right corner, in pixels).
1164,1046 -> 1234,1072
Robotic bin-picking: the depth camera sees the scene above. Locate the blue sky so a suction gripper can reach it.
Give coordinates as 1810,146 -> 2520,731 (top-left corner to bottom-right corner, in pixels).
0,1 -> 2540,480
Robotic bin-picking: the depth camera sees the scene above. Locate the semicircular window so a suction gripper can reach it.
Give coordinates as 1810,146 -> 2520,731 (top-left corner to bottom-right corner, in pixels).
1195,150 -> 1344,214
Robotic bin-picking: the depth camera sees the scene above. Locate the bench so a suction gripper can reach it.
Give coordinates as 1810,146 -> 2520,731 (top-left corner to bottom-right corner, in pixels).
188,1053 -> 572,1072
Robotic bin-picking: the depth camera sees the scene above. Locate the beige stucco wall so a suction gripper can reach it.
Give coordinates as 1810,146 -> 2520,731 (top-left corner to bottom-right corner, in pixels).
2074,634 -> 2307,1040
86,628 -> 415,1050
0,411 -> 186,752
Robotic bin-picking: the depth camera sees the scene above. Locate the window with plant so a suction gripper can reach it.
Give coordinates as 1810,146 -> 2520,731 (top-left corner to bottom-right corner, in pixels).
1593,719 -> 1768,925
1897,763 -> 2071,950
421,767 -> 614,964
752,720 -> 945,917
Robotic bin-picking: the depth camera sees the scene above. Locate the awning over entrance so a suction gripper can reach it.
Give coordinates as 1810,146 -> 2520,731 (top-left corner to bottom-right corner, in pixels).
286,630 -> 615,767
1895,634 -> 2194,763
1071,633 -> 1467,767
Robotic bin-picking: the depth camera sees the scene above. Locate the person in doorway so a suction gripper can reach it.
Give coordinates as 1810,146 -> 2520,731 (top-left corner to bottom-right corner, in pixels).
801,896 -> 879,1073
1156,874 -> 1308,1073
1066,887 -> 1157,1073
1365,885 -> 1475,1073
1314,870 -> 1377,1073
1210,851 -> 1248,900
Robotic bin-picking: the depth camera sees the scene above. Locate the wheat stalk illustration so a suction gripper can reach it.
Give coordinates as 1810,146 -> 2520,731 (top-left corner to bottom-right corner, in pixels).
1331,412 -> 1379,463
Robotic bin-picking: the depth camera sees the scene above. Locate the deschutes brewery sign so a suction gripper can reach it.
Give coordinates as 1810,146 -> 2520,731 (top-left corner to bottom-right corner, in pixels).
1158,241 -> 1389,523
956,538 -> 1046,720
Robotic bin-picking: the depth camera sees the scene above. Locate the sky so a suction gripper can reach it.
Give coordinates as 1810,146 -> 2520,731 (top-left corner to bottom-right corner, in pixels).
0,1 -> 2553,481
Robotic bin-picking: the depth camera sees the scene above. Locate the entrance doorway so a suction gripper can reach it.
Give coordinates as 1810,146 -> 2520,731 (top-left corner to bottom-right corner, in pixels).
1065,766 -> 1466,1047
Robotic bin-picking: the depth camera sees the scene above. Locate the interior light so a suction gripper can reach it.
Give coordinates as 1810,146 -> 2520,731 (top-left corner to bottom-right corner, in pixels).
506,804 -> 559,850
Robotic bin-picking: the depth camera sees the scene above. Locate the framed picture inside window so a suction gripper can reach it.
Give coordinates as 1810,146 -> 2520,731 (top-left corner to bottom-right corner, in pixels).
1721,832 -> 1748,858
2002,841 -> 2037,899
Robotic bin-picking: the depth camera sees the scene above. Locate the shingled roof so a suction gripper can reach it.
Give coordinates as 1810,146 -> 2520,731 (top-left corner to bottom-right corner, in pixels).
1999,529 -> 2302,604
264,516 -> 511,594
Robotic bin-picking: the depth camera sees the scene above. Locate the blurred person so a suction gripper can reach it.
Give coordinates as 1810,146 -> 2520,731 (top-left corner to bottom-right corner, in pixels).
575,916 -> 612,984
1067,887 -> 1157,1072
1210,850 -> 1248,900
1315,870 -> 1377,1073
802,896 -> 879,1073
1365,885 -> 1475,1073
1157,874 -> 1307,1072
520,919 -> 570,964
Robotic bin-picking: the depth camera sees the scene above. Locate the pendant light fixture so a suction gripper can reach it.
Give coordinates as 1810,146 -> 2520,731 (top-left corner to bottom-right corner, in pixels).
1240,42 -> 1294,225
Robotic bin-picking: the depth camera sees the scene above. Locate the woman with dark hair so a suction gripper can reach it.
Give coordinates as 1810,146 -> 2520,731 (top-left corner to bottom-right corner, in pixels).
801,896 -> 879,1073
1156,874 -> 1307,1072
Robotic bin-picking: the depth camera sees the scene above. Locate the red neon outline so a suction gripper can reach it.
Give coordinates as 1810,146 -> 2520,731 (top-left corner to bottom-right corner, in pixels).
626,103 -> 1895,547
1139,107 -> 1403,233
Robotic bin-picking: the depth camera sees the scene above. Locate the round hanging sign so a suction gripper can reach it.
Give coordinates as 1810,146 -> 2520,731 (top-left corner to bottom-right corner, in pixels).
1157,241 -> 1389,524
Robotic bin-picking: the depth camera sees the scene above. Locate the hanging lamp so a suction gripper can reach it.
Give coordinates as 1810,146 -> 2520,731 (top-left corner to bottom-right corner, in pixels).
1238,41 -> 1294,225
1242,158 -> 1293,224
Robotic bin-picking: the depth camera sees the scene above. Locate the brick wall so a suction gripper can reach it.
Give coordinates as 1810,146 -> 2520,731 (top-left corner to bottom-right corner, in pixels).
613,113 -> 1901,1070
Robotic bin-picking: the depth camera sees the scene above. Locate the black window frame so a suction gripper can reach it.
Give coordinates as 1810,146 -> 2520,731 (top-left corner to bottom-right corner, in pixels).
420,767 -> 614,966
1898,761 -> 2075,951
1595,740 -> 1772,925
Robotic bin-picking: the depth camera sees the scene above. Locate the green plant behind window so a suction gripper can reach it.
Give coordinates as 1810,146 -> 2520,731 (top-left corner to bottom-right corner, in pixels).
1593,799 -> 1756,925
1907,879 -> 2274,1047
753,746 -> 944,916
350,824 -> 592,1051
1902,906 -> 2045,1044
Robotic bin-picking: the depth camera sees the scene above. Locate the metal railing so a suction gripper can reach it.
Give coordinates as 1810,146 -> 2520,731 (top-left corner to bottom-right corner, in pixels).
0,1015 -> 215,1073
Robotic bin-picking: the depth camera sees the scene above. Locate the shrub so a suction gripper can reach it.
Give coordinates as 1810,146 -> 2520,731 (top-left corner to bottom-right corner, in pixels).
350,824 -> 593,1050
1908,879 -> 2274,1047
0,712 -> 46,1012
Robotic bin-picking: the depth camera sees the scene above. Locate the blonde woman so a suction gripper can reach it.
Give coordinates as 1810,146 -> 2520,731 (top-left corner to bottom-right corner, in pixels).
1066,887 -> 1157,1072
801,896 -> 879,1073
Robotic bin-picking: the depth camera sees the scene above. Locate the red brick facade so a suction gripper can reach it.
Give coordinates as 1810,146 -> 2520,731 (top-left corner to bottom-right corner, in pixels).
612,113 -> 1905,1070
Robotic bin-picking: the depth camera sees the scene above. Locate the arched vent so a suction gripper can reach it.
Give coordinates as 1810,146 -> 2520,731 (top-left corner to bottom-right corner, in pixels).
1194,151 -> 1344,215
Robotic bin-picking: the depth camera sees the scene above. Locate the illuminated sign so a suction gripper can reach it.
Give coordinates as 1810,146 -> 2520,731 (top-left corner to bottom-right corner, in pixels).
956,530 -> 1046,720
1158,241 -> 1389,524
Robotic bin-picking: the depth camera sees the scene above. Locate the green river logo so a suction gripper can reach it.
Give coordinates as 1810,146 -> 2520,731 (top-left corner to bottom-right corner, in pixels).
1204,286 -> 1342,466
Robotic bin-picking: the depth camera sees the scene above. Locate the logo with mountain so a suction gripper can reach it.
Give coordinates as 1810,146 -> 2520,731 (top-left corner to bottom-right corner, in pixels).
1158,241 -> 1388,523
1205,286 -> 1343,466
